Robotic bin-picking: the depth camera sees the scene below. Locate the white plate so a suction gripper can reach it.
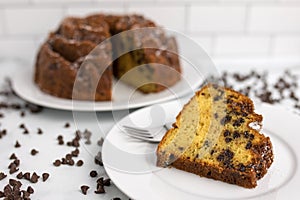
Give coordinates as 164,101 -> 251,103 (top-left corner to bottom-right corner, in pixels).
102,100 -> 300,200
12,61 -> 202,111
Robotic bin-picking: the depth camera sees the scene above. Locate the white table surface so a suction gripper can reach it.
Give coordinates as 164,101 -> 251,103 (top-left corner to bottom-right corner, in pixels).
0,58 -> 300,200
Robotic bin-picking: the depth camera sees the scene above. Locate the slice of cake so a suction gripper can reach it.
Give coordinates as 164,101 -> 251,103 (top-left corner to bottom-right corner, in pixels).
156,84 -> 273,188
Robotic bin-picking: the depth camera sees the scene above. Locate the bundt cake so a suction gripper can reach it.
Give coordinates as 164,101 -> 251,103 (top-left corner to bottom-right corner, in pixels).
34,14 -> 181,101
156,84 -> 273,188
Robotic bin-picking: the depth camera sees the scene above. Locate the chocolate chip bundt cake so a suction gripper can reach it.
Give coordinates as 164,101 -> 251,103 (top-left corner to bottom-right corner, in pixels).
34,14 -> 181,101
156,84 -> 273,188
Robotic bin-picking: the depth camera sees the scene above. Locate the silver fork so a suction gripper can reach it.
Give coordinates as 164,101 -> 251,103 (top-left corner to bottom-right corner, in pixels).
121,122 -> 173,142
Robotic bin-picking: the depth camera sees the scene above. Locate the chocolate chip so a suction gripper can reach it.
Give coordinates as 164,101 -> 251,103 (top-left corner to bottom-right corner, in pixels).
81,185 -> 89,195
220,115 -> 232,125
225,137 -> 232,143
31,149 -> 39,156
244,131 -> 250,139
233,131 -> 241,139
66,154 -> 72,160
27,186 -> 34,194
245,141 -> 252,150
90,170 -> 98,178
23,128 -> 29,134
9,153 -> 17,160
94,186 -> 105,194
97,138 -> 104,146
95,152 -> 103,166
112,198 -> 121,200
223,130 -> 231,137
9,164 -> 19,174
37,128 -> 43,134
19,124 -> 25,129
103,178 -> 111,186
64,123 -> 70,128
9,179 -> 21,188
67,159 -> 75,166
233,118 -> 245,127
239,164 -> 246,172
14,141 -> 21,148
14,159 -> 20,166
0,191 -> 4,198
214,113 -> 219,119
26,103 -> 43,113
71,148 -> 79,157
42,173 -> 49,182
58,140 -> 64,145
16,172 -> 23,179
0,172 -> 7,180
217,154 -> 224,162
57,135 -> 63,140
76,160 -> 84,167
23,172 -> 30,180
30,172 -> 39,183
20,111 -> 25,117
53,160 -> 61,167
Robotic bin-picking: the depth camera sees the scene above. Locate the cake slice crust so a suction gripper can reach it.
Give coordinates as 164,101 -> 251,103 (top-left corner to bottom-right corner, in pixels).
156,84 -> 273,188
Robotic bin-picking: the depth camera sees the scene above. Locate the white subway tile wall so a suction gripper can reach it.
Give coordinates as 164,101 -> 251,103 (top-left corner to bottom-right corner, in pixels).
0,0 -> 299,62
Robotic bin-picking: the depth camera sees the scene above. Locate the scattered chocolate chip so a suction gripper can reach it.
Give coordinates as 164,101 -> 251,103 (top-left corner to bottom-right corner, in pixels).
112,198 -> 121,200
13,159 -> 20,166
30,172 -> 39,183
64,123 -> 70,128
27,186 -> 34,194
37,128 -> 43,134
90,170 -> 98,178
31,149 -> 39,156
76,160 -> 84,167
71,148 -> 79,157
9,179 -> 21,188
23,128 -> 29,134
103,178 -> 111,186
22,190 -> 30,198
19,123 -> 25,129
67,159 -> 75,166
53,160 -> 61,167
0,191 -> 4,198
97,138 -> 104,146
16,172 -> 23,179
66,154 -> 72,160
42,173 -> 49,182
20,111 -> 25,117
26,103 -> 43,113
0,113 -> 4,118
80,185 -> 89,195
0,172 -> 7,180
9,164 -> 19,174
94,186 -> 105,194
9,153 -> 17,160
14,141 -> 21,148
95,152 -> 103,166
23,172 -> 30,180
